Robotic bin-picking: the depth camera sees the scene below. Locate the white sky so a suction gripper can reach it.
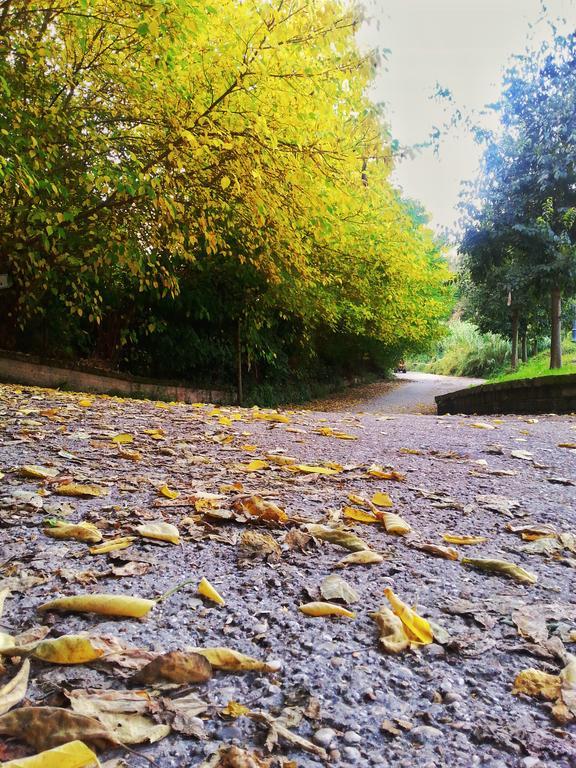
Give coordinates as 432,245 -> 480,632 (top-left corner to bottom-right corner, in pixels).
357,0 -> 576,238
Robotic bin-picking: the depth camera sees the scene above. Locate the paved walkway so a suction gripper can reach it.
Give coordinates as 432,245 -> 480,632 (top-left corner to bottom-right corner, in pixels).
360,371 -> 485,414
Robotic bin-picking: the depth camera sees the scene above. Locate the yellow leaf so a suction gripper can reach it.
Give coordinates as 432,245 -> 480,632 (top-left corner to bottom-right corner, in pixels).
111,433 -> 133,444
371,607 -> 410,653
304,524 -> 370,551
89,536 -> 135,555
38,594 -> 155,618
343,506 -> 379,523
384,587 -> 433,645
252,412 -> 289,424
117,447 -> 142,462
221,700 -> 251,718
19,465 -> 59,480
78,399 -> 93,408
347,493 -> 368,506
221,175 -> 231,189
471,422 -> 496,430
461,558 -> 537,584
0,658 -> 30,715
399,448 -> 422,455
144,428 -> 165,440
55,483 -> 108,498
158,484 -> 179,499
378,511 -> 411,535
442,534 -> 487,545
558,443 -> 576,449
240,444 -> 257,452
372,492 -> 393,508
43,522 -> 102,544
34,636 -> 103,665
1,740 -> 100,768
137,522 -> 180,545
189,647 -> 275,673
265,454 -> 297,466
367,466 -> 406,481
234,495 -> 288,523
198,577 -> 225,606
414,543 -> 459,560
316,427 -> 357,440
238,460 -> 269,472
512,668 -> 561,700
298,602 -> 355,618
219,416 -> 232,426
335,550 -> 385,567
288,464 -> 338,475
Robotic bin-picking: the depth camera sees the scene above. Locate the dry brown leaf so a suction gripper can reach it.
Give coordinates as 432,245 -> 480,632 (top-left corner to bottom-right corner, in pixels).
442,534 -> 487,546
55,483 -> 108,498
189,647 -> 277,673
303,524 -> 370,551
251,710 -> 327,759
0,707 -> 118,751
131,651 -> 212,685
412,542 -> 459,560
239,531 -> 282,561
371,607 -> 410,653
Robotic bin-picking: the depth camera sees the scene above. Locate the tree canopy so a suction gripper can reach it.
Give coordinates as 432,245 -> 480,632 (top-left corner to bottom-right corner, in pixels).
0,0 -> 451,398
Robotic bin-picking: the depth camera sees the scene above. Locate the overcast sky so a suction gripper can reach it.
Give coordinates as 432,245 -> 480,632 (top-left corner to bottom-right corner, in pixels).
357,0 -> 576,238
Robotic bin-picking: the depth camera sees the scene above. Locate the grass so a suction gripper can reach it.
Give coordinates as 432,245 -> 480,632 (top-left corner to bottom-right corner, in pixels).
488,339 -> 576,383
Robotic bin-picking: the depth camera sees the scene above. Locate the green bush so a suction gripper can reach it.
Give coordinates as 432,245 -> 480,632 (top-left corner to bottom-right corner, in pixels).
420,320 -> 511,378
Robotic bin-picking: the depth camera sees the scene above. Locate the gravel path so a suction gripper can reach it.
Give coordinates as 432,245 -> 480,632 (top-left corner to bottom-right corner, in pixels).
1,383 -> 575,768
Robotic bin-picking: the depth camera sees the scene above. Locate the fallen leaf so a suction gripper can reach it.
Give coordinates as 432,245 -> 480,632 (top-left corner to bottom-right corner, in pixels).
316,426 -> 357,440
18,465 -> 59,480
343,507 -> 379,524
111,433 -> 133,444
0,707 -> 117,751
221,701 -> 251,718
117,448 -> 141,462
233,496 -> 288,524
303,524 -> 370,551
461,558 -> 537,584
239,531 -> 282,561
320,575 -> 359,604
198,577 -> 225,606
55,484 -> 108,498
68,690 -> 170,745
366,466 -> 406,481
287,464 -> 338,475
334,550 -> 385,568
137,521 -> 180,545
378,511 -> 411,535
510,450 -> 534,461
38,594 -> 156,618
251,710 -> 327,759
298,601 -> 355,618
198,744 -> 273,767
442,534 -> 487,545
384,587 -> 433,645
470,422 -> 496,430
475,494 -> 519,516
43,520 -> 102,545
189,647 -> 277,673
513,668 -> 561,699
131,651 -> 212,685
252,411 -> 290,424
1,635 -> 105,665
1,740 -> 101,768
372,492 -> 393,508
558,443 -> 576,449
0,660 -> 30,715
413,542 -> 459,560
237,460 -> 269,472
158,484 -> 179,500
371,606 -> 410,653
89,537 -> 135,555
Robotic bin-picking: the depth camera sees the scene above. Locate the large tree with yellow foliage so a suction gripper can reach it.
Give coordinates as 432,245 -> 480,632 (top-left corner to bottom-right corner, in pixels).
0,0 -> 451,396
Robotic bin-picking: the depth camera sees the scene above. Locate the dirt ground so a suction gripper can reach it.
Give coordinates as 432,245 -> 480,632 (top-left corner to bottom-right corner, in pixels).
1,383 -> 575,768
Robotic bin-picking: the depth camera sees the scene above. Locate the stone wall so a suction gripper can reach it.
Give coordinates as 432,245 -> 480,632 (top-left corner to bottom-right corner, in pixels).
0,350 -> 234,405
436,373 -> 576,415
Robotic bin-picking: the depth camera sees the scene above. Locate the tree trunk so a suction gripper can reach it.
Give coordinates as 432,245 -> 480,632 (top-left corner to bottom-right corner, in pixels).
520,331 -> 527,363
550,287 -> 562,369
236,317 -> 243,406
511,308 -> 519,369
531,338 -> 538,357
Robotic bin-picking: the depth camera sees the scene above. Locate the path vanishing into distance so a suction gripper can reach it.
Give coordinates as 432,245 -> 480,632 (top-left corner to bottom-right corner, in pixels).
1,382 -> 575,767
304,372 -> 486,415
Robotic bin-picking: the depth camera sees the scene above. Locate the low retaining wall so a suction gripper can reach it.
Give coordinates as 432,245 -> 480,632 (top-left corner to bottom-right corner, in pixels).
436,373 -> 576,415
0,350 -> 234,405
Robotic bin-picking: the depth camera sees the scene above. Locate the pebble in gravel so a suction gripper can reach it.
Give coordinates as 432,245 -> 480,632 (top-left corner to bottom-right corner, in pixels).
314,727 -> 337,748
